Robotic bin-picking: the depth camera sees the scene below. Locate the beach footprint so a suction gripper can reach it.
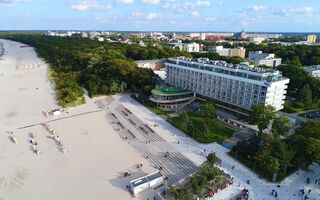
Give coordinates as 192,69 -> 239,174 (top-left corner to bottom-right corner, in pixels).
0,168 -> 28,192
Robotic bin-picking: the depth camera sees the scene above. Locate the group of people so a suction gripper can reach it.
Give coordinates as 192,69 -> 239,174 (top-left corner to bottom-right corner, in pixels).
8,130 -> 18,144
238,189 -> 249,200
136,163 -> 143,169
271,189 -> 278,198
201,177 -> 234,199
29,138 -> 41,155
299,189 -> 311,199
42,123 -> 67,154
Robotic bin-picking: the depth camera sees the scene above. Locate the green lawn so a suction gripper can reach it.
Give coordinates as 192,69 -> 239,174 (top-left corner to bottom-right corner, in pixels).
282,103 -> 320,113
145,105 -> 175,115
167,112 -> 235,143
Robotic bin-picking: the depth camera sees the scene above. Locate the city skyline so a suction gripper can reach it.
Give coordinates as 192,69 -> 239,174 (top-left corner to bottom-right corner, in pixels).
0,0 -> 319,32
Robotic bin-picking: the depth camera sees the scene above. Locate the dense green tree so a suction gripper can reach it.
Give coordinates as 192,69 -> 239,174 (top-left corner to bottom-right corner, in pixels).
201,121 -> 209,138
207,152 -> 222,166
304,138 -> 320,165
180,111 -> 189,130
250,104 -> 276,134
186,119 -> 195,138
298,84 -> 313,106
200,101 -> 216,120
273,139 -> 295,169
272,115 -> 292,136
295,121 -> 320,139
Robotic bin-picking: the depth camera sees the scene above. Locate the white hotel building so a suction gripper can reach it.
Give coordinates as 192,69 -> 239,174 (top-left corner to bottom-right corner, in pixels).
165,57 -> 290,111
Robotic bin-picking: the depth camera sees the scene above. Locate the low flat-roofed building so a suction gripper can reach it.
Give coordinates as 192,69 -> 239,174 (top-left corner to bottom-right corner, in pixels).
130,171 -> 164,195
135,59 -> 166,70
303,65 -> 320,78
248,51 -> 282,67
149,86 -> 195,110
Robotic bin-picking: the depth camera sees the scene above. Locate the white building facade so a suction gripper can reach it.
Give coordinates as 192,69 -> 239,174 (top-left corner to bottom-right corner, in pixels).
165,57 -> 289,111
184,43 -> 200,52
248,51 -> 282,67
303,65 -> 320,78
211,46 -> 246,58
211,46 -> 229,56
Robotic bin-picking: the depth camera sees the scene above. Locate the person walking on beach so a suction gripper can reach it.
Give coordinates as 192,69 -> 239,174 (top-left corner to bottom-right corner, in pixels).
306,177 -> 310,184
315,179 -> 318,184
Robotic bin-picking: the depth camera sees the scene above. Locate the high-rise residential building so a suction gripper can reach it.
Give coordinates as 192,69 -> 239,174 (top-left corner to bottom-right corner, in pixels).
210,46 -> 246,58
200,33 -> 206,40
165,57 -> 289,111
248,51 -> 282,67
307,35 -> 317,43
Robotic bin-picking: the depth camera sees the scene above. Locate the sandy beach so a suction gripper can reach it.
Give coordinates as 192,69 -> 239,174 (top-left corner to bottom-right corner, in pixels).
0,39 -> 155,200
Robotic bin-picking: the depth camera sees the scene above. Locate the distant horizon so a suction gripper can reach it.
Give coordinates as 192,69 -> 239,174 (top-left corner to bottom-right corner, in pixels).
0,0 -> 319,32
0,30 -> 319,35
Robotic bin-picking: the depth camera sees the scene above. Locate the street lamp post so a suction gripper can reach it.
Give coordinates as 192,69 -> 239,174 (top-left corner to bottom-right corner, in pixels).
235,149 -> 238,160
165,179 -> 168,199
283,165 -> 287,176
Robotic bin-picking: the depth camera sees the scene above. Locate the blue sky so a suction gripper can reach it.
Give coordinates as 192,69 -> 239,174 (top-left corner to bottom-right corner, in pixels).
0,0 -> 319,32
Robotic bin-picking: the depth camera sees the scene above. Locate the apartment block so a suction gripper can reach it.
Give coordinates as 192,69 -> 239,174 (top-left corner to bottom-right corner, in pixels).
307,35 -> 317,43
210,46 -> 246,58
165,57 -> 289,111
248,51 -> 282,67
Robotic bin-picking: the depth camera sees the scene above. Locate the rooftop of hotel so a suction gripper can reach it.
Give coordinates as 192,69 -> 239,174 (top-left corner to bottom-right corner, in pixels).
169,56 -> 278,74
151,86 -> 193,96
167,56 -> 288,82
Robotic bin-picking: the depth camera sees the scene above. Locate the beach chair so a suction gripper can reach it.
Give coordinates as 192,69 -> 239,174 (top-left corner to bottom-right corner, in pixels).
11,136 -> 18,144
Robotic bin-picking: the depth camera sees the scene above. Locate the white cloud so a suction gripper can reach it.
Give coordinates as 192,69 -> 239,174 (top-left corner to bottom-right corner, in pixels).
0,0 -> 14,6
241,20 -> 248,27
196,0 -> 210,7
238,5 -> 266,17
205,16 -> 215,21
162,2 -> 170,9
170,20 -> 177,24
94,16 -> 108,23
274,7 -> 316,17
130,9 -> 143,18
141,0 -> 159,4
169,0 -> 210,11
191,11 -> 199,17
117,0 -> 133,4
213,0 -> 223,5
252,5 -> 265,11
71,1 -> 112,11
0,0 -> 46,6
146,12 -> 157,20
